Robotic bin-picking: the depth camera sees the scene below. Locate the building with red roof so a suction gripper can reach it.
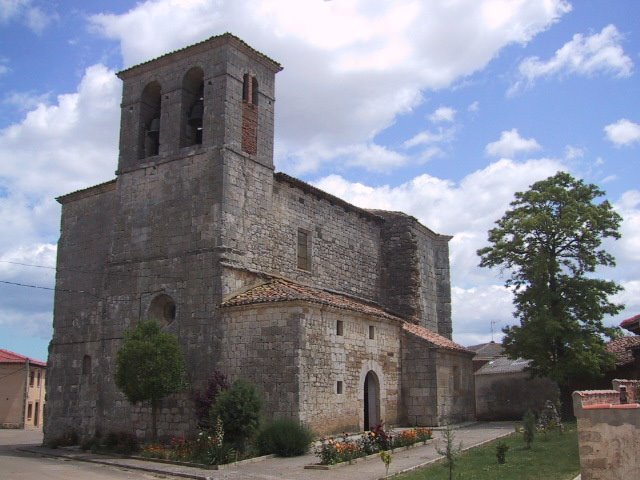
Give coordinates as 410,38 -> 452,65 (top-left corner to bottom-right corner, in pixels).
0,349 -> 46,429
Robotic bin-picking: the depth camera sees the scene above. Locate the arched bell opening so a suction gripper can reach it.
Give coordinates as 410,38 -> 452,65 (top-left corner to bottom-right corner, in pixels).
181,67 -> 205,147
139,81 -> 162,159
363,370 -> 380,431
147,294 -> 177,328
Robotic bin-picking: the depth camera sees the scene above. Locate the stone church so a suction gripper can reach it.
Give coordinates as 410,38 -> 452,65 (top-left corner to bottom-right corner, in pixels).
44,33 -> 474,442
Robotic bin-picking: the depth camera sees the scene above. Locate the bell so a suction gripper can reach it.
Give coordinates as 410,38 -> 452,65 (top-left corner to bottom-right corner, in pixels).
188,101 -> 204,127
147,117 -> 160,136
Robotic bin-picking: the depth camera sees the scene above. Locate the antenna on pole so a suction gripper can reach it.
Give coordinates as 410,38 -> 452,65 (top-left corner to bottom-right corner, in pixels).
490,320 -> 497,342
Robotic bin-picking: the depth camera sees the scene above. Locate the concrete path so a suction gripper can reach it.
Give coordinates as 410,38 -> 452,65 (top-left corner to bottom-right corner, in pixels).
10,422 -> 516,480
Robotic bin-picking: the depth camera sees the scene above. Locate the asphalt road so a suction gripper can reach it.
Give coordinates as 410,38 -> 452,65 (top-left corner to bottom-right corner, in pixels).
0,429 -> 163,480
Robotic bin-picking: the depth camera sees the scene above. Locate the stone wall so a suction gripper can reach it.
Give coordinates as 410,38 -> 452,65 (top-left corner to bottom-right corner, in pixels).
377,211 -> 452,336
435,350 -> 475,424
400,330 -> 438,425
573,380 -> 640,480
297,305 -> 401,434
475,372 -> 559,420
219,303 -> 303,421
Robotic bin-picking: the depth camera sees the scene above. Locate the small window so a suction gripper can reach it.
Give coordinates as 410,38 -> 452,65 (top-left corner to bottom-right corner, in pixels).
369,325 -> 375,340
452,366 -> 461,392
337,381 -> 343,394
336,320 -> 344,336
29,371 -> 34,387
297,229 -> 311,270
37,370 -> 41,387
27,403 -> 33,420
82,355 -> 91,375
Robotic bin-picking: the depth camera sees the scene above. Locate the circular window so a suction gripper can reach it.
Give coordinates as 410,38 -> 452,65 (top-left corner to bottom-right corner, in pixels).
148,294 -> 177,326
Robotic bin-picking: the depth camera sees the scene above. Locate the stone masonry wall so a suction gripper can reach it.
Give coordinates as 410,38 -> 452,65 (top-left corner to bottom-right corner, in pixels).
400,331 -> 438,426
46,182 -> 116,441
435,350 -> 475,424
377,211 -> 452,337
573,380 -> 640,480
218,303 -> 302,420
298,305 -> 401,434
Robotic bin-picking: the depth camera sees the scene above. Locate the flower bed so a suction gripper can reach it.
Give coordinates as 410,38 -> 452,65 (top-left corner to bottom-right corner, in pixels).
312,425 -> 433,466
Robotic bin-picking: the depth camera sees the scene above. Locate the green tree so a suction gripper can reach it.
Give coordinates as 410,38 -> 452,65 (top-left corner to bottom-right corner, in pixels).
114,320 -> 186,441
210,379 -> 262,451
477,172 -> 623,409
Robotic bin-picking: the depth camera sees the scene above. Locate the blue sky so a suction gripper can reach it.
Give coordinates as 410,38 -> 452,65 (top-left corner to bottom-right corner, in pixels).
1,0 -> 639,362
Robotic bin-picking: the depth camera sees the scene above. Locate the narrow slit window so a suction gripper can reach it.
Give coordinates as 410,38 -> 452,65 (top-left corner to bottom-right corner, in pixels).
297,229 -> 311,270
337,381 -> 343,394
369,325 -> 375,340
30,371 -> 34,387
336,320 -> 344,336
27,403 -> 33,420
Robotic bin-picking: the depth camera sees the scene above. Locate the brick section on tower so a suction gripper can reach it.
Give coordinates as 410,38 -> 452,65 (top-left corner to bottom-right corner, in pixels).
241,102 -> 258,155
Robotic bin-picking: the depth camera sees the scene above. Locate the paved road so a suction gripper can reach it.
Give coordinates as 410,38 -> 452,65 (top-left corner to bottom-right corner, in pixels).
2,422 -> 515,480
0,429 -> 161,480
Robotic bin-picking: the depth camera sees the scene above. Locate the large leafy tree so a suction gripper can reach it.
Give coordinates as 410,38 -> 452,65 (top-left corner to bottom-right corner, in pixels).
477,172 -> 623,401
115,320 -> 186,440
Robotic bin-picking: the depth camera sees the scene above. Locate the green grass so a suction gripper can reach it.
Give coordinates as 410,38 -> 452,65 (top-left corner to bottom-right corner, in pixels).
397,425 -> 579,480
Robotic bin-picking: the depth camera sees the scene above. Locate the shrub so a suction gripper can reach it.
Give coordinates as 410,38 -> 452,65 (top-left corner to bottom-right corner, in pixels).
523,409 -> 536,449
210,379 -> 262,451
93,431 -> 139,455
496,441 -> 509,464
192,371 -> 229,429
46,429 -> 79,449
256,418 -> 313,457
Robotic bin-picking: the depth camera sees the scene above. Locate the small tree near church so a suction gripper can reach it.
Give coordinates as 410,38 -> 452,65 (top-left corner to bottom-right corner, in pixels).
115,320 -> 186,441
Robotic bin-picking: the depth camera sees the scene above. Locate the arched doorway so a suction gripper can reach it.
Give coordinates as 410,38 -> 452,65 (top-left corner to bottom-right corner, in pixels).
363,370 -> 380,430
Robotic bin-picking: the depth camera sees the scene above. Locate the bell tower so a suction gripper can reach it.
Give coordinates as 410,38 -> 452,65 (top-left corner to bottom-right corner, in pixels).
115,33 -> 282,173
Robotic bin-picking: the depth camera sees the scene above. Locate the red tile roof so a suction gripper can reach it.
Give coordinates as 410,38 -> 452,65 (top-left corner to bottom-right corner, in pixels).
221,278 -> 470,353
620,314 -> 640,333
402,322 -> 473,354
221,278 -> 401,321
606,336 -> 640,366
0,349 -> 46,367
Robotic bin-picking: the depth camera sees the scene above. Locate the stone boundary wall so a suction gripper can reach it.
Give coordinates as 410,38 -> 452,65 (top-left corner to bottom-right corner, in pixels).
573,379 -> 640,480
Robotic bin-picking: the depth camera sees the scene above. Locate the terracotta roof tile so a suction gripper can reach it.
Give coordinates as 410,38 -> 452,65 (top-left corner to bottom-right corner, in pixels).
222,278 -> 470,354
220,278 -> 400,321
620,314 -> 640,334
402,322 -> 473,354
606,336 -> 640,366
0,349 -> 46,367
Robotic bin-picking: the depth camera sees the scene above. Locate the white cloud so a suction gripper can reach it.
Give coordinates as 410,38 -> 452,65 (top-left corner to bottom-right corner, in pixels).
467,101 -> 480,113
564,145 -> 584,160
0,64 -> 119,199
0,0 -> 55,33
452,285 -> 513,345
3,90 -> 51,112
614,190 -> 640,264
403,127 -> 456,149
0,64 -> 119,340
604,119 -> 640,147
429,106 -> 456,123
510,24 -> 633,94
89,0 -> 571,173
485,128 -> 542,157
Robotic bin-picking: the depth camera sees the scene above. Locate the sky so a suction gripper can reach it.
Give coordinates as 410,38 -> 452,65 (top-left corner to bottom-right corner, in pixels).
0,0 -> 639,362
